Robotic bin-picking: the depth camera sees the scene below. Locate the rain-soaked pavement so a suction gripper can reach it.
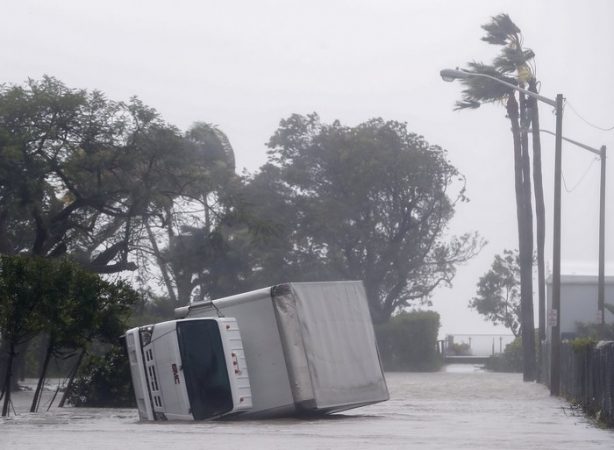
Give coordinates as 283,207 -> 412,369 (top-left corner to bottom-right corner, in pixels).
2,365 -> 614,449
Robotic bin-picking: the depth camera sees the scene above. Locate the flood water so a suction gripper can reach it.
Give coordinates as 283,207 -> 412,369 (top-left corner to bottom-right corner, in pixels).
2,365 -> 614,449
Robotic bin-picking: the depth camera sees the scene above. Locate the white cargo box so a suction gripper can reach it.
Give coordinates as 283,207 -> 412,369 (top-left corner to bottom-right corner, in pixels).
175,280 -> 389,417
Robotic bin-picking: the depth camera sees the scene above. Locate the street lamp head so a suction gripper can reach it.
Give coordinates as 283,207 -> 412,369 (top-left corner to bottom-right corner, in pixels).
440,68 -> 469,82
441,67 -> 558,107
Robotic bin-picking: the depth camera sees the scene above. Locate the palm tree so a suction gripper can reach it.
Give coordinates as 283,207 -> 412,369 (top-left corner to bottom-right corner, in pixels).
484,13 -> 545,379
186,122 -> 237,229
528,77 -> 546,378
145,122 -> 238,306
453,14 -> 539,381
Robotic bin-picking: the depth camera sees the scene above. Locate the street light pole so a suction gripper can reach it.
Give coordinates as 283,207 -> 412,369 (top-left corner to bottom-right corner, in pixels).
533,130 -> 607,339
599,145 -> 607,334
440,68 -> 564,395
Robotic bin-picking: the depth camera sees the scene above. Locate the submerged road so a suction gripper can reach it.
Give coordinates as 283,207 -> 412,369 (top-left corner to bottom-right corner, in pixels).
3,366 -> 614,449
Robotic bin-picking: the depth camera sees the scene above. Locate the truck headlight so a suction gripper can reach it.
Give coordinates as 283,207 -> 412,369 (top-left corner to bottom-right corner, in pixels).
139,325 -> 154,346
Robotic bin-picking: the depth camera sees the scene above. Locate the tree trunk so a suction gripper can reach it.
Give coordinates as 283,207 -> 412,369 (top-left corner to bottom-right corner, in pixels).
58,349 -> 85,408
174,269 -> 195,307
519,92 -> 537,381
30,337 -> 53,413
529,78 -> 546,382
146,221 -> 178,304
508,93 -> 536,381
0,339 -> 12,396
1,342 -> 16,417
14,343 -> 27,386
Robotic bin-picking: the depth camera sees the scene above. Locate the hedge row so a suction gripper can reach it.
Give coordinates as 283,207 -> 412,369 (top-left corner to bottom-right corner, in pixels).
375,311 -> 442,372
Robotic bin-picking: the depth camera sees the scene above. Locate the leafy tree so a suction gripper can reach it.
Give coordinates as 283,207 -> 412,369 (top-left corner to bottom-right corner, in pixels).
241,114 -> 483,323
128,292 -> 177,327
30,260 -> 138,412
28,259 -> 95,412
163,220 -> 253,303
0,254 -> 137,415
195,163 -> 304,296
451,14 -> 538,380
62,292 -> 177,409
57,279 -> 138,408
470,249 -> 521,336
0,77 -> 218,275
151,164 -> 298,303
0,255 -> 48,416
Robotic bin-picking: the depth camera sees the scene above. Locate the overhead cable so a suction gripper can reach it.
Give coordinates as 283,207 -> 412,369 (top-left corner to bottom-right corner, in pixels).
566,101 -> 614,132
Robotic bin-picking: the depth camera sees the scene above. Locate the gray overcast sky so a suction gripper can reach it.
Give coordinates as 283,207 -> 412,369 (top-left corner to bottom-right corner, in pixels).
4,0 -> 614,335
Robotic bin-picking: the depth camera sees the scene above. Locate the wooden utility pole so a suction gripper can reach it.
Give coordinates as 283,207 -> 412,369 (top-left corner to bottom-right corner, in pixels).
550,94 -> 564,396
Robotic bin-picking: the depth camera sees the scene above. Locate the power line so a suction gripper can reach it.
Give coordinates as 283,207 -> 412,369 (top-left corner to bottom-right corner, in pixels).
562,157 -> 599,193
566,101 -> 614,131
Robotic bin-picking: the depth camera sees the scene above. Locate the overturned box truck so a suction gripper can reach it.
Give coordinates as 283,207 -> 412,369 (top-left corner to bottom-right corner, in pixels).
125,281 -> 389,421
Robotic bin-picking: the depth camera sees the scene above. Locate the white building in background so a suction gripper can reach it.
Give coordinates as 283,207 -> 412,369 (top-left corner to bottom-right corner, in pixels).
546,275 -> 614,339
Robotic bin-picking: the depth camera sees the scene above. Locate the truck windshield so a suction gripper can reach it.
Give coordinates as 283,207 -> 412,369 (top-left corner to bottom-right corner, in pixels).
176,320 -> 233,420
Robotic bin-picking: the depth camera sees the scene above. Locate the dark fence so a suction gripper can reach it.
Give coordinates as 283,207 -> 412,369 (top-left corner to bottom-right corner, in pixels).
559,341 -> 614,425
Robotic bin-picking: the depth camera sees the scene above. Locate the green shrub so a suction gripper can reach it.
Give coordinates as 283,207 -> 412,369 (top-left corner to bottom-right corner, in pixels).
66,345 -> 135,408
575,321 -> 614,341
569,336 -> 597,352
375,310 -> 442,372
446,341 -> 472,356
485,337 -> 523,372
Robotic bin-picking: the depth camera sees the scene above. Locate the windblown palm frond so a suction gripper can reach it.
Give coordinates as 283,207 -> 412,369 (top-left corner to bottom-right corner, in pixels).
494,47 -> 535,74
453,100 -> 481,111
481,14 -> 521,46
187,122 -> 236,171
211,127 -> 236,172
455,62 -> 517,109
481,14 -> 535,82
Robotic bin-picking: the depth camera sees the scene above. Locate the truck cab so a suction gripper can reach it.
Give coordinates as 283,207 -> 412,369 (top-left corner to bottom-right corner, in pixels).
125,317 -> 252,421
